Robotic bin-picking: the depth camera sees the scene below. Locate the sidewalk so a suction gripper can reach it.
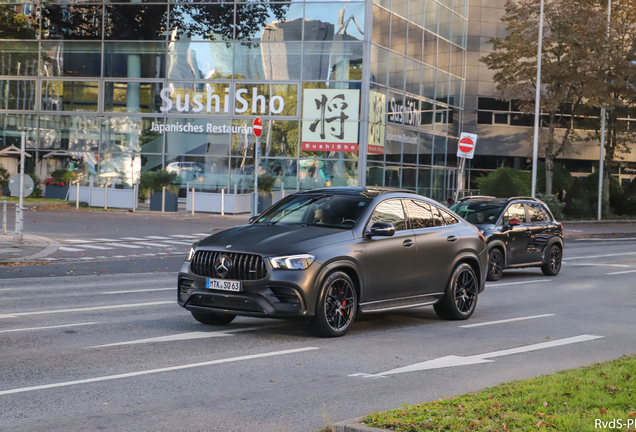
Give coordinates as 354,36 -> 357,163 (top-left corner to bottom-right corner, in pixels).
561,220 -> 636,238
0,233 -> 59,264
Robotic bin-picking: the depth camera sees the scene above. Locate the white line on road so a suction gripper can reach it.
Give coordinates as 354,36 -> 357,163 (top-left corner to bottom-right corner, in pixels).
89,325 -> 284,348
606,269 -> 636,275
161,240 -> 195,245
170,235 -> 199,238
121,237 -> 148,241
0,322 -> 99,334
133,242 -> 172,248
104,243 -> 144,249
569,263 -> 634,268
486,279 -> 550,288
352,335 -> 603,378
0,347 -> 319,396
64,239 -> 96,243
91,238 -> 122,242
102,288 -> 174,295
192,233 -> 209,236
0,301 -> 174,319
563,252 -> 636,261
59,247 -> 85,252
459,314 -> 555,328
79,245 -> 115,250
144,236 -> 172,240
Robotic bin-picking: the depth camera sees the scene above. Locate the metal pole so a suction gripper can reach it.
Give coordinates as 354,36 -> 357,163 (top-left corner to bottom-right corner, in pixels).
598,0 -> 612,221
191,187 -> 195,215
19,132 -> 25,242
104,179 -> 108,210
2,200 -> 6,235
76,181 -> 80,209
531,0 -> 545,198
253,140 -> 258,217
221,188 -> 225,216
162,186 -> 166,213
281,183 -> 285,199
14,205 -> 19,243
132,182 -> 137,212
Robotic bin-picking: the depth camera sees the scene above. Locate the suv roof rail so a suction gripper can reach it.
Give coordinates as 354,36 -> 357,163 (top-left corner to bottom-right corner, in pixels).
459,195 -> 496,201
506,196 -> 539,202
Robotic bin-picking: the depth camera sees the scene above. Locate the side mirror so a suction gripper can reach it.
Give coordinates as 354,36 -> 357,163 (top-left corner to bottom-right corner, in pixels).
249,216 -> 258,224
365,222 -> 396,238
508,218 -> 522,227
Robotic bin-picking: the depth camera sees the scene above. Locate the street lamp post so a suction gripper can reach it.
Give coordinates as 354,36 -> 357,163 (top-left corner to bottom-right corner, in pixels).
598,0 -> 612,221
531,0 -> 546,199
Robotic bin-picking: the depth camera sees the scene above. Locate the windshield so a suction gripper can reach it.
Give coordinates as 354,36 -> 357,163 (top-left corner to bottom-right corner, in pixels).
255,195 -> 371,229
449,201 -> 506,225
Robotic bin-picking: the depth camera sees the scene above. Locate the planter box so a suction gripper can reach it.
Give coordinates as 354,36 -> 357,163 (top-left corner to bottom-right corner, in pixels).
0,184 -> 9,197
150,190 -> 178,212
257,192 -> 273,213
45,184 -> 69,200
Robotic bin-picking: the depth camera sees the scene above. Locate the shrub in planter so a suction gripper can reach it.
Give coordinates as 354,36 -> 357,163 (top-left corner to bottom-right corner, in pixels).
0,163 -> 10,196
141,170 -> 180,212
257,174 -> 276,213
29,174 -> 42,198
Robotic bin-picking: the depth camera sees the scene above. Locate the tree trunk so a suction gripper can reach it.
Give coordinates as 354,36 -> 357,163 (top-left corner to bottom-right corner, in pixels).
545,156 -> 554,196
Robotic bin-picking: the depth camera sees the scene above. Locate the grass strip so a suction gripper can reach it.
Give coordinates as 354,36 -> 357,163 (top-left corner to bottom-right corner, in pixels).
363,355 -> 636,431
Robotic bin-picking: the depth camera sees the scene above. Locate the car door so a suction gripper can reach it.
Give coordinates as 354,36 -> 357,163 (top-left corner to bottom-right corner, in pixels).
362,199 -> 418,302
526,203 -> 551,262
405,200 -> 462,296
500,203 -> 531,265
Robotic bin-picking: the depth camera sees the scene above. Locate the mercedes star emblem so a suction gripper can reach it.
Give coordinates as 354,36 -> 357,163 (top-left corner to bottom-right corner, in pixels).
215,255 -> 232,278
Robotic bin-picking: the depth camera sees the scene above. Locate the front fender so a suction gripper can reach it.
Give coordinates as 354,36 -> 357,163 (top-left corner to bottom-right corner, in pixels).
449,250 -> 488,293
487,239 -> 508,267
308,258 -> 362,315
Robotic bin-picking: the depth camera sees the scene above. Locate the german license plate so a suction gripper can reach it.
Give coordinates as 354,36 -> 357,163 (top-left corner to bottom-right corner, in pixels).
206,278 -> 242,292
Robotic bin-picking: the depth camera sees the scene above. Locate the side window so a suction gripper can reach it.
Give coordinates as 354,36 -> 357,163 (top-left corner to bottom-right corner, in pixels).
405,200 -> 435,229
439,208 -> 460,225
502,203 -> 526,225
370,199 -> 407,231
528,204 -> 548,223
431,205 -> 445,227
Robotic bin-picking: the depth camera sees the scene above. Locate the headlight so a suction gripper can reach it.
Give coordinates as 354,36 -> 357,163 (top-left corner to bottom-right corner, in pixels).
185,247 -> 195,262
269,254 -> 316,270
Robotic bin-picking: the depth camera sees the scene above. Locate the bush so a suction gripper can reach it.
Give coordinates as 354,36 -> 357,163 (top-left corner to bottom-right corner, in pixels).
474,167 -> 531,197
139,170 -> 179,194
583,172 -> 624,208
50,168 -> 73,185
565,198 -> 591,219
536,162 -> 573,194
28,173 -> 42,198
0,163 -> 10,185
257,174 -> 276,194
536,193 -> 565,220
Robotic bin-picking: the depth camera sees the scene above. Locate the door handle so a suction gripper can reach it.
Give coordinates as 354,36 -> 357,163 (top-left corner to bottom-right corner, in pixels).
447,236 -> 457,243
403,239 -> 414,247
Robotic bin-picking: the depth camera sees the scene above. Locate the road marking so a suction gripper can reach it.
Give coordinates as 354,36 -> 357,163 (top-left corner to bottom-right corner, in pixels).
563,252 -> 636,261
0,347 -> 318,396
80,245 -> 115,250
104,243 -> 144,249
0,301 -> 174,319
351,335 -> 603,378
606,269 -> 636,275
89,325 -> 283,348
170,235 -> 199,238
144,236 -> 172,240
193,233 -> 209,236
0,322 -> 99,334
486,279 -> 550,288
142,253 -> 157,256
102,287 -> 174,295
133,242 -> 172,248
78,257 -> 96,260
91,238 -> 122,242
59,246 -> 85,252
569,263 -> 634,268
161,240 -> 194,245
459,314 -> 555,328
574,238 -> 636,242
121,237 -> 147,241
64,239 -> 96,243
111,255 -> 128,258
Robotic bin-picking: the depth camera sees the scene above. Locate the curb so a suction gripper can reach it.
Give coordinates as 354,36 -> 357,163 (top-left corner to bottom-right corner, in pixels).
0,234 -> 59,264
335,417 -> 380,432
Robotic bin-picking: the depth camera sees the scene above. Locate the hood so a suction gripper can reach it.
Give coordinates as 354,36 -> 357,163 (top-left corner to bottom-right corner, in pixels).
196,224 -> 354,256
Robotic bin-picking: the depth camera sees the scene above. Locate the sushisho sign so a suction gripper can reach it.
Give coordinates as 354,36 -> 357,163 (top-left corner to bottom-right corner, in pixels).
301,89 -> 360,152
368,90 -> 386,154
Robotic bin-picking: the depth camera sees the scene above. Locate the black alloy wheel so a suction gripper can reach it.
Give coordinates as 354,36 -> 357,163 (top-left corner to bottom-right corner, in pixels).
541,245 -> 562,276
486,249 -> 504,281
434,263 -> 478,320
310,271 -> 357,337
191,311 -> 236,325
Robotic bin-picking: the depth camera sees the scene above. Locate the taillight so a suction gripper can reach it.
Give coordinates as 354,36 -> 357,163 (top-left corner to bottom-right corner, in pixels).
478,231 -> 486,243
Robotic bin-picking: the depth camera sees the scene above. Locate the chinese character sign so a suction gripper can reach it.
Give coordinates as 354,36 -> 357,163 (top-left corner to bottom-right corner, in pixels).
302,89 -> 360,152
368,90 -> 386,154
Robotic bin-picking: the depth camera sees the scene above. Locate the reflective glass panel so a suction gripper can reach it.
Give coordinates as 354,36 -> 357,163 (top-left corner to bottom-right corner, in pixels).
105,42 -> 166,79
370,45 -> 388,86
390,0 -> 406,18
299,158 -> 357,189
406,24 -> 423,62
422,65 -> 435,100
235,42 -> 301,80
390,14 -> 406,54
165,117 -> 230,156
304,3 -> 364,42
452,13 -> 465,47
436,70 -> 449,104
161,81 -> 230,115
408,0 -> 423,26
0,41 -> 38,76
402,165 -> 416,191
165,155 -> 229,192
38,114 -> 99,154
230,156 -> 256,193
384,163 -> 400,188
438,39 -> 450,72
366,161 -> 383,186
40,42 -> 101,78
438,5 -> 451,40
268,120 -> 299,157
385,124 -> 401,163
168,42 -> 232,80
417,166 -> 431,196
303,42 -> 363,81
423,31 -> 437,67
234,83 -> 298,116
371,5 -> 390,48
388,52 -> 404,91
168,4 -> 234,42
236,3 -> 303,42
0,79 -> 36,110
0,113 -> 36,149
0,4 -> 39,40
101,116 -> 164,153
420,100 -> 433,129
104,82 -> 164,113
41,80 -> 99,111
403,128 -> 417,164
418,131 -> 432,164
258,158 -> 298,191
449,76 -> 462,108
42,5 -> 101,40
453,0 -> 466,17
450,44 -> 463,77
405,58 -> 421,96
105,5 -> 168,41
424,0 -> 437,34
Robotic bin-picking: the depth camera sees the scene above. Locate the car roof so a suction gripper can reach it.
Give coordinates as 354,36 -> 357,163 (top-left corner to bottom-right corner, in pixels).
295,187 -> 416,198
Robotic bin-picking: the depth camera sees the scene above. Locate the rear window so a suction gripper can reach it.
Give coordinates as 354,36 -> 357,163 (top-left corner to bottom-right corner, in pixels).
449,201 -> 505,224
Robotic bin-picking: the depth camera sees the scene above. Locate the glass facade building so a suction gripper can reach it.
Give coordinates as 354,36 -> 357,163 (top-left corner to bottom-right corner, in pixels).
0,0 -> 466,201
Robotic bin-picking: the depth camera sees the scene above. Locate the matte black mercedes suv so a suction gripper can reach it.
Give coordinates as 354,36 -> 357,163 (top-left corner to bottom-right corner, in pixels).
450,196 -> 563,281
178,187 -> 488,337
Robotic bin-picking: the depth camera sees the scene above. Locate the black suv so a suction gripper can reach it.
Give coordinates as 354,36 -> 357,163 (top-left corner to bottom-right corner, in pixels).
450,196 -> 563,281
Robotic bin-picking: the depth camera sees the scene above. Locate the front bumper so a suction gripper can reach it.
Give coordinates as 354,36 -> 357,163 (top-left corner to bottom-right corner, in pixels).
177,258 -> 322,318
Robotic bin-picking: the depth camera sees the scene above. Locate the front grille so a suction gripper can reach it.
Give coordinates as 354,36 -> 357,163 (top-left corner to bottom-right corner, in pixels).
191,251 -> 268,281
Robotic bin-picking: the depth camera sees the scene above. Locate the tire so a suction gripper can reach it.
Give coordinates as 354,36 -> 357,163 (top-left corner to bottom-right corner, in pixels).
541,245 -> 562,276
486,248 -> 504,281
434,263 -> 479,320
310,271 -> 357,337
191,311 -> 236,325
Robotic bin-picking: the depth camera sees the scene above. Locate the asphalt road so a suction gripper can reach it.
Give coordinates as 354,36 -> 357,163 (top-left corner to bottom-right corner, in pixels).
1,239 -> 635,432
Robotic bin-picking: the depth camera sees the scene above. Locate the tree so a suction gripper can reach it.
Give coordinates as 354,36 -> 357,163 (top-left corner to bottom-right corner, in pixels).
481,0 -> 607,196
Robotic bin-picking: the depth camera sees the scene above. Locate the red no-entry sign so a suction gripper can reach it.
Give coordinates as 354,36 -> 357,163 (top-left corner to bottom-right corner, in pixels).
253,117 -> 263,138
457,133 -> 477,159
